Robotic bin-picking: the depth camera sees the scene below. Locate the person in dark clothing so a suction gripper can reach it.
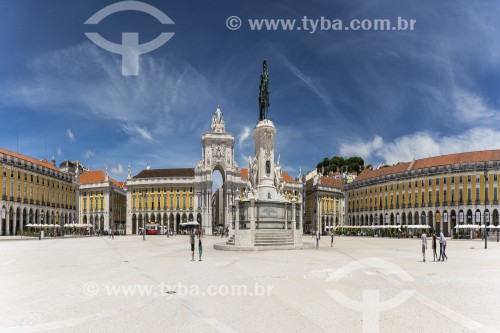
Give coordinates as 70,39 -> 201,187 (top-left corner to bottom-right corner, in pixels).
198,238 -> 203,261
432,234 -> 438,261
190,231 -> 195,261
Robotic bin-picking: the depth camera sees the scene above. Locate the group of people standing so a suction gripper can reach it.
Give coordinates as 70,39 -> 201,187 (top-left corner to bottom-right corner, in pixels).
421,231 -> 448,262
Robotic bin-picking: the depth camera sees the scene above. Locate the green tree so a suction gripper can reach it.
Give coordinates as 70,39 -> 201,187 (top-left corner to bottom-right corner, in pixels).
316,156 -> 364,175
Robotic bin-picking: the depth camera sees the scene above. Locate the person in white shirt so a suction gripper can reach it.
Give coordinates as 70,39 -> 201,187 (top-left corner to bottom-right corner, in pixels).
421,232 -> 428,262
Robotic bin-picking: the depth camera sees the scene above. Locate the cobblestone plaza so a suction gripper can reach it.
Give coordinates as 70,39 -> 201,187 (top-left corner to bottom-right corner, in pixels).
0,235 -> 499,332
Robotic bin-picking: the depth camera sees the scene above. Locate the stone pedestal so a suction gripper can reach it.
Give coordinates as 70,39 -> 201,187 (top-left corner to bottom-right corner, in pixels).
253,120 -> 278,201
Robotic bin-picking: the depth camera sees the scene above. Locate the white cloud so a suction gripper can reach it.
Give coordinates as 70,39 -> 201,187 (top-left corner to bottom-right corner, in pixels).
0,42 -> 216,142
121,124 -> 152,141
84,149 -> 94,159
339,135 -> 383,160
237,126 -> 251,149
110,163 -> 124,176
279,54 -> 337,116
341,128 -> 500,166
66,129 -> 75,143
57,147 -> 63,156
453,88 -> 497,123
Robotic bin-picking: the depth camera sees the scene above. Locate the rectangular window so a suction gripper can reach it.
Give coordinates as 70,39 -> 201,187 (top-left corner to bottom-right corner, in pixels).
475,188 -> 480,202
467,188 -> 471,201
494,188 -> 498,201
476,175 -> 480,183
459,176 -> 463,184
467,175 -> 471,183
494,174 -> 498,182
443,177 -> 447,185
428,179 -> 432,186
451,177 -> 455,184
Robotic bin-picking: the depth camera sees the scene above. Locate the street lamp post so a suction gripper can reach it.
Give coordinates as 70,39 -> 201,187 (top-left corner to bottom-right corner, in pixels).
142,193 -> 146,241
484,170 -> 488,249
1,207 -> 5,236
40,213 -> 44,240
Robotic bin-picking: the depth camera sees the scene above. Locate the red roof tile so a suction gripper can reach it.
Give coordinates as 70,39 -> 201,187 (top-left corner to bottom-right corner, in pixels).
320,176 -> 344,189
79,170 -> 124,188
356,163 -> 410,181
282,172 -> 297,183
241,168 -> 296,183
0,148 -> 59,172
241,168 -> 249,180
355,149 -> 500,182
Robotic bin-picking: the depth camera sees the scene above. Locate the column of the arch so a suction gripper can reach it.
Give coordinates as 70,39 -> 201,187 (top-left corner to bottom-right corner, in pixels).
6,209 -> 11,235
0,206 -> 4,235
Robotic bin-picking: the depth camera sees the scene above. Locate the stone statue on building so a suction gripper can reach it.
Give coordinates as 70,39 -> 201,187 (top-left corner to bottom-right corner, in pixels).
258,60 -> 270,121
248,156 -> 258,190
274,163 -> 283,195
211,106 -> 225,133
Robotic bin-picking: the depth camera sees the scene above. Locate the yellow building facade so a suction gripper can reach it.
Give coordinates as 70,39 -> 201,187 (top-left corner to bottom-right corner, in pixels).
0,148 -> 77,236
126,167 -> 196,234
345,150 -> 500,236
79,170 -> 126,233
305,175 -> 345,234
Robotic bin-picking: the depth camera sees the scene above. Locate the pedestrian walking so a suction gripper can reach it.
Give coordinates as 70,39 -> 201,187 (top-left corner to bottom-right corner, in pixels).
331,231 -> 334,247
422,232 -> 427,262
442,237 -> 448,261
432,234 -> 438,261
198,237 -> 203,261
439,231 -> 444,261
190,230 -> 195,261
315,229 -> 319,249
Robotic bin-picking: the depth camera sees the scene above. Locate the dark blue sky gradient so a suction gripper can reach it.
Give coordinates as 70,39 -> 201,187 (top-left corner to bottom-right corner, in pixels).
1,0 -> 500,180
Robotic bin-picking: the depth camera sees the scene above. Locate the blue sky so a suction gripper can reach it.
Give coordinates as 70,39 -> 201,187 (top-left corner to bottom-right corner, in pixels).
1,0 -> 500,182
